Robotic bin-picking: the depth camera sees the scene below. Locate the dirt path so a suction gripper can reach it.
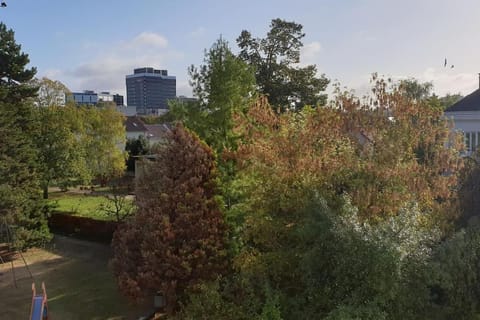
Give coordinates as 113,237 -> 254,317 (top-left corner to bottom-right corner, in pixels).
0,235 -> 149,320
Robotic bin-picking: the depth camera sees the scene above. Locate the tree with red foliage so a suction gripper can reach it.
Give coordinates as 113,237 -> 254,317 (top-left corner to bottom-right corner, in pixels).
111,124 -> 228,315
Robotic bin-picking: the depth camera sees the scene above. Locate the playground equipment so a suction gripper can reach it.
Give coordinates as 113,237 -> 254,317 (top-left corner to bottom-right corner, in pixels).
30,282 -> 48,320
0,217 -> 33,287
0,218 -> 49,318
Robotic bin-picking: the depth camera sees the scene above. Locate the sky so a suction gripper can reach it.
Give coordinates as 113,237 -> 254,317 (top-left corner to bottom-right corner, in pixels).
1,0 -> 480,100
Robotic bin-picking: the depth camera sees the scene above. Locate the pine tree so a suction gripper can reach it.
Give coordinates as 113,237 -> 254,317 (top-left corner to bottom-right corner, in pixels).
111,124 -> 227,315
0,22 -> 51,248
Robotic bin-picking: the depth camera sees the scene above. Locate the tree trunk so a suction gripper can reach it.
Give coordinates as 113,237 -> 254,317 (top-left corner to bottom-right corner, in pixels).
164,282 -> 177,316
43,185 -> 49,199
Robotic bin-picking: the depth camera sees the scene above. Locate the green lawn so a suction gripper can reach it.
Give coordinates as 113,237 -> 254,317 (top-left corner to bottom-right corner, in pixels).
48,192 -> 132,221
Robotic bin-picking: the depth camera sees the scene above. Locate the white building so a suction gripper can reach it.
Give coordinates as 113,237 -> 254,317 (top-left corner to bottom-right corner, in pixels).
444,79 -> 480,156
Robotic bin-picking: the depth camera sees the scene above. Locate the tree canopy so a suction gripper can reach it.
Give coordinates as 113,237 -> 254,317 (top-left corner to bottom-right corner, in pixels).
111,124 -> 227,315
76,106 -> 126,186
237,18 -> 329,111
170,37 -> 256,154
0,22 -> 50,247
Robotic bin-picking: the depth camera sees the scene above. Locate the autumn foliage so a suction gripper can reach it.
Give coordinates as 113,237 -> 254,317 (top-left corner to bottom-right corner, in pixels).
234,77 -> 464,225
111,124 -> 227,314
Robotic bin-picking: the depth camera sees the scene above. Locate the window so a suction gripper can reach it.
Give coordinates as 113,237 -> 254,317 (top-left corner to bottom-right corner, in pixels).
464,131 -> 480,153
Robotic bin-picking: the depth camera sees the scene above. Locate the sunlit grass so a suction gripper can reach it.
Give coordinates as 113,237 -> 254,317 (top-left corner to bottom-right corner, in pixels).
48,192 -> 133,221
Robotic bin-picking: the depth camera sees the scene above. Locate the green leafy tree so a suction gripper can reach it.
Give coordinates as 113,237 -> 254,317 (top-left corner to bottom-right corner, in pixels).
439,93 -> 463,110
125,135 -> 150,172
79,106 -> 126,186
171,37 -> 256,154
170,37 -> 256,215
398,78 -> 433,101
99,182 -> 134,222
111,124 -> 227,315
34,105 -> 89,198
427,221 -> 480,319
237,18 -> 329,110
32,77 -> 71,107
0,22 -> 51,247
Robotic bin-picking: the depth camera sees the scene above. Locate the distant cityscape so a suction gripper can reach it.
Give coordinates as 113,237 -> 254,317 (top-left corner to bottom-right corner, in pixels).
67,67 -> 194,116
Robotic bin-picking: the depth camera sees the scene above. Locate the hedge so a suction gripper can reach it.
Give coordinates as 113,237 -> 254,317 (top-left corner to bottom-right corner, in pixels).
48,213 -> 119,243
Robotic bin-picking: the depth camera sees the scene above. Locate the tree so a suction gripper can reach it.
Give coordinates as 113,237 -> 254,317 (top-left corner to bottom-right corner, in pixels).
0,22 -> 51,247
439,93 -> 463,110
125,135 -> 150,172
32,77 -> 71,107
234,76 -> 463,225
34,105 -> 89,198
237,18 -> 329,111
99,182 -> 134,222
427,221 -> 480,319
0,23 -> 37,104
170,37 -> 256,154
170,37 -> 256,213
111,124 -> 227,315
79,106 -> 126,186
398,78 -> 433,101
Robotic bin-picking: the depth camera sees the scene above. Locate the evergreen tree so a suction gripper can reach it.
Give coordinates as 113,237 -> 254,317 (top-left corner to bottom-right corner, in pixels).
237,19 -> 329,111
0,22 -> 51,247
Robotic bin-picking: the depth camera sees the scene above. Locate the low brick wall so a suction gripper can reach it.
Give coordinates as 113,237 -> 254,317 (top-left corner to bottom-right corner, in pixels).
48,213 -> 119,243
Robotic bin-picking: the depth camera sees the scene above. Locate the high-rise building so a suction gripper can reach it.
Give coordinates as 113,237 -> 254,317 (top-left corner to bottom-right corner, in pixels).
126,67 -> 176,115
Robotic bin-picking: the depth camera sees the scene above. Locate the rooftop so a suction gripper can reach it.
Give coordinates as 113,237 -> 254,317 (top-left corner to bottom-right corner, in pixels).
445,89 -> 480,112
125,116 -> 148,132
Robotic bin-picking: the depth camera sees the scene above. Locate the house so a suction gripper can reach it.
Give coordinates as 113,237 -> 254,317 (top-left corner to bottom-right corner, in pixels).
444,77 -> 480,156
125,116 -> 149,140
144,123 -> 171,145
125,116 -> 171,144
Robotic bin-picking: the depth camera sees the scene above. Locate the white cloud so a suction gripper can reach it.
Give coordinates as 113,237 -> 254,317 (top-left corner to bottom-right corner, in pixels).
419,68 -> 476,96
342,69 -> 477,101
300,41 -> 322,66
176,80 -> 191,97
38,32 -> 184,97
127,32 -> 168,49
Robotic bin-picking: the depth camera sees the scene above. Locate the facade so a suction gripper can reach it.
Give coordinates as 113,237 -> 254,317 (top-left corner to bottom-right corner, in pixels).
70,90 -> 124,106
98,91 -> 114,103
113,94 -> 124,106
126,67 -> 176,115
444,78 -> 480,156
117,105 -> 137,116
72,90 -> 98,105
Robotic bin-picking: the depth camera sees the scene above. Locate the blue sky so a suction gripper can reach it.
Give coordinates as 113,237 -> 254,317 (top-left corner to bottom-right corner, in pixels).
2,0 -> 480,99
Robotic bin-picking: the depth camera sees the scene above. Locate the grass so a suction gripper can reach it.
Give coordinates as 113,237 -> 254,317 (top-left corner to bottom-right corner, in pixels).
48,189 -> 134,221
49,193 -> 112,220
0,235 -> 149,319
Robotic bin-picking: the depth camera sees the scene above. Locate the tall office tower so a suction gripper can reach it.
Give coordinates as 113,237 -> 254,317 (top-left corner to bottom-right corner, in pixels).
126,67 -> 176,115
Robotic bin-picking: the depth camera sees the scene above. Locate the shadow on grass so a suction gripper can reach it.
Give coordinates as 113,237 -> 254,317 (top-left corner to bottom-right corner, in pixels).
0,235 -> 149,320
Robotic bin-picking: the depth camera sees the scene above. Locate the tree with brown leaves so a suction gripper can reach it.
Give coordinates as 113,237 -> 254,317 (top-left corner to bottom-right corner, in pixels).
111,124 -> 227,315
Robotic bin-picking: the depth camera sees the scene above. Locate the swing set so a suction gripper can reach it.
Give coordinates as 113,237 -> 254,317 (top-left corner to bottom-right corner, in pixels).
0,217 -> 49,319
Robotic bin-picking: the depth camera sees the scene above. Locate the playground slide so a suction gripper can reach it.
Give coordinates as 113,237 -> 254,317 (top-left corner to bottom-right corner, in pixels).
30,283 -> 48,320
30,296 -> 44,320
